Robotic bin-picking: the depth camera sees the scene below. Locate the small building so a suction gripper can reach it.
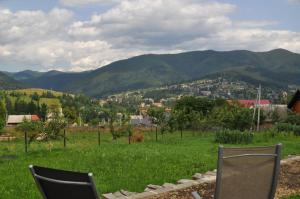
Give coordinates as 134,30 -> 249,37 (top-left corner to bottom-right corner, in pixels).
130,115 -> 152,126
288,90 -> 300,113
6,115 -> 40,126
233,99 -> 271,108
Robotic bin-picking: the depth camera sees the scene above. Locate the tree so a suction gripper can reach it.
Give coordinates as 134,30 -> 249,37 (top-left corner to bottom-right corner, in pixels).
31,92 -> 40,101
5,97 -> 14,114
104,102 -> 118,140
174,96 -> 214,117
63,106 -> 77,123
172,109 -> 188,136
40,111 -> 67,151
39,103 -> 48,121
27,100 -> 37,114
173,96 -> 216,130
212,104 -> 252,131
148,107 -> 168,134
0,100 -> 7,133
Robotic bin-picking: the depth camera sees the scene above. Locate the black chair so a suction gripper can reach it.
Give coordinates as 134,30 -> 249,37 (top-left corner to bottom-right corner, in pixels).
29,165 -> 100,199
192,144 -> 281,199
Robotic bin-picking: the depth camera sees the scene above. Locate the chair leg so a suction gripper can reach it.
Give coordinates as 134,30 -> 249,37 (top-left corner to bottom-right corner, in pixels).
192,191 -> 202,199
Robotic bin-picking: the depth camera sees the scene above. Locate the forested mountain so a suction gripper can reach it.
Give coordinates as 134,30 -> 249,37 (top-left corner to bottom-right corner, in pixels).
0,72 -> 23,89
3,49 -> 300,97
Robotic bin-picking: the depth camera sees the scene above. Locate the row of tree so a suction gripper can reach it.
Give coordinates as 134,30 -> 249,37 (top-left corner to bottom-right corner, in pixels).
147,97 -> 259,135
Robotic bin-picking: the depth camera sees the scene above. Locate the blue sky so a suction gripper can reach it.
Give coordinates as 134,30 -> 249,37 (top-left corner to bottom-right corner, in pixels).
0,0 -> 300,72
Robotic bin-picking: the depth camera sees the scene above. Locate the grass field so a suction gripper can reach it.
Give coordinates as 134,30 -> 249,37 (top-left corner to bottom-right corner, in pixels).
7,88 -> 64,97
6,89 -> 62,108
0,130 -> 300,199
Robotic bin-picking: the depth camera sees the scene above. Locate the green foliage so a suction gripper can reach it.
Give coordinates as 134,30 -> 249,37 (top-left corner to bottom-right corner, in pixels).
174,96 -> 215,117
39,103 -> 48,121
212,104 -> 252,131
44,112 -> 67,140
285,112 -> 300,125
16,119 -> 40,133
63,106 -> 77,123
271,108 -> 281,123
215,129 -> 254,144
0,100 -> 7,132
148,107 -> 169,134
276,122 -> 300,136
173,96 -> 219,131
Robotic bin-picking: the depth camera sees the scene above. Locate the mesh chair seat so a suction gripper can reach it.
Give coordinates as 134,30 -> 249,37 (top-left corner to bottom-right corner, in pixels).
215,144 -> 281,199
29,165 -> 100,199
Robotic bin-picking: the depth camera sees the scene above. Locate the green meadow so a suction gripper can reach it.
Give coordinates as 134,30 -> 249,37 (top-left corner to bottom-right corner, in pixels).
0,131 -> 300,199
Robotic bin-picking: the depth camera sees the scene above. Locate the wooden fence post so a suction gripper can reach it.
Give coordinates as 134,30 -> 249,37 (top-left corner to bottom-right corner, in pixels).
63,129 -> 66,148
25,131 -> 28,153
155,126 -> 158,141
98,126 -> 101,146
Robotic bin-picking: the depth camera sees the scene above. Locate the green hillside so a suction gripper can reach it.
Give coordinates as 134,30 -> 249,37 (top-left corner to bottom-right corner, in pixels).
0,72 -> 23,89
9,49 -> 300,97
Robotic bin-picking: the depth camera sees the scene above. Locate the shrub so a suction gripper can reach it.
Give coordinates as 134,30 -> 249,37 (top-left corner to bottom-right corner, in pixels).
259,129 -> 294,142
131,131 -> 144,143
215,129 -> 254,144
276,122 -> 300,136
285,113 -> 300,125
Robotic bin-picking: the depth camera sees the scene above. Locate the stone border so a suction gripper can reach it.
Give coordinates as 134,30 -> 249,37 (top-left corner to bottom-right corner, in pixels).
103,156 -> 300,199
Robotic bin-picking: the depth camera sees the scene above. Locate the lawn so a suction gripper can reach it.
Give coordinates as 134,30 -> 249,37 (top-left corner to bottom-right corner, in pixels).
0,130 -> 300,199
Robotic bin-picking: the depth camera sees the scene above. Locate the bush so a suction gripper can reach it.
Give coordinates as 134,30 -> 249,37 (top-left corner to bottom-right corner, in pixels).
285,113 -> 300,125
131,131 -> 144,143
215,129 -> 254,144
276,122 -> 300,136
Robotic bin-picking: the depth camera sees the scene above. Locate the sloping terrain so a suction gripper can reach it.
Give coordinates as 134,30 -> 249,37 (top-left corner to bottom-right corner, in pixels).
6,49 -> 300,97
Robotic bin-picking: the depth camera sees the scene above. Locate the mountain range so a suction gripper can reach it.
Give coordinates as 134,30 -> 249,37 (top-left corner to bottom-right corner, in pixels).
1,48 -> 300,97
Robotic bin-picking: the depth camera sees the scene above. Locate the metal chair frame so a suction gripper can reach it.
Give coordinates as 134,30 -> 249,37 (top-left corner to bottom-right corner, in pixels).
29,165 -> 100,199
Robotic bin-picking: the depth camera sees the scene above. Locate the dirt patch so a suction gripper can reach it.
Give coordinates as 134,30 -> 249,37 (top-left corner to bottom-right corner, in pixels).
276,158 -> 300,199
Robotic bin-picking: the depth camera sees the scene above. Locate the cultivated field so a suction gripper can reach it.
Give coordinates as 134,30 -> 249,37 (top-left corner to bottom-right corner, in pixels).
0,130 -> 300,199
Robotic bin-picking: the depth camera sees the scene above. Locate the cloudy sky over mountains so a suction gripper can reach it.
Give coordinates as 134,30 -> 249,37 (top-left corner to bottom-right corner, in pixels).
0,0 -> 300,72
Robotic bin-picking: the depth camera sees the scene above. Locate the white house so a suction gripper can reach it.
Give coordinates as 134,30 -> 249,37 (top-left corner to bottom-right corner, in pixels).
130,115 -> 152,126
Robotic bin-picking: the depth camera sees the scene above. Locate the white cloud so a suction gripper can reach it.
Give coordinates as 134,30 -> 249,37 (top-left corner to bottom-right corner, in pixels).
0,0 -> 300,72
71,0 -> 235,48
59,0 -> 120,7
234,20 -> 278,28
288,0 -> 300,4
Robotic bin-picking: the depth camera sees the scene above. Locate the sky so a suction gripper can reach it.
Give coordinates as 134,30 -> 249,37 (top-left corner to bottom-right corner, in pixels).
0,0 -> 300,72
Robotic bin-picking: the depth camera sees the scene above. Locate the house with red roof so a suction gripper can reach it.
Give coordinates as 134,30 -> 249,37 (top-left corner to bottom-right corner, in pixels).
227,99 -> 271,108
6,115 -> 40,126
237,100 -> 271,108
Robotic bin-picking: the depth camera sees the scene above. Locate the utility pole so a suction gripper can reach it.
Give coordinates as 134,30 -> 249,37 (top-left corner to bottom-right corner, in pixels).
251,92 -> 258,131
256,84 -> 261,131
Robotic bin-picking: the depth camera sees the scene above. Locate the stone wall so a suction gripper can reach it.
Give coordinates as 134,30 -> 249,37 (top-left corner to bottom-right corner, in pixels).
103,156 -> 300,199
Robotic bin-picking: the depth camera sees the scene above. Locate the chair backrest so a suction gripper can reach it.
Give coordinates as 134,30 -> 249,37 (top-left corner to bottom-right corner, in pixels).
214,144 -> 281,199
29,165 -> 100,199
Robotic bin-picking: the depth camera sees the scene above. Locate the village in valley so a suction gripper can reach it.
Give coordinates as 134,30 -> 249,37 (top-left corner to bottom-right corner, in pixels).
1,76 -> 298,130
